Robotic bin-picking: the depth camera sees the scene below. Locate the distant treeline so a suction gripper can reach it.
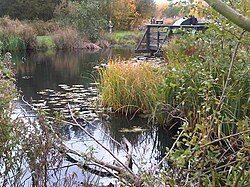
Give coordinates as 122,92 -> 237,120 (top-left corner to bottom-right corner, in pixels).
0,0 -> 156,29
0,0 -> 61,20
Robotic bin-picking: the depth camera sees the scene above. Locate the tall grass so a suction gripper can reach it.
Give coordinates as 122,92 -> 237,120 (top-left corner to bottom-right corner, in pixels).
0,17 -> 35,51
98,59 -> 163,116
0,17 -> 85,51
52,27 -> 79,49
105,31 -> 143,46
0,32 -> 26,51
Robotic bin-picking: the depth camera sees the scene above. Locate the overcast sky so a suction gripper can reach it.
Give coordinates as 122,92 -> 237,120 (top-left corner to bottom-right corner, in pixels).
155,0 -> 168,4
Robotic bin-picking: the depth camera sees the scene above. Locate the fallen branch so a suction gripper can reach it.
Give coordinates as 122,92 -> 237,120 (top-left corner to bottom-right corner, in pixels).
67,104 -> 142,185
123,137 -> 133,170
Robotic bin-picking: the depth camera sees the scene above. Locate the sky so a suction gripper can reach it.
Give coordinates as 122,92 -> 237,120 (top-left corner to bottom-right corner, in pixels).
155,0 -> 169,4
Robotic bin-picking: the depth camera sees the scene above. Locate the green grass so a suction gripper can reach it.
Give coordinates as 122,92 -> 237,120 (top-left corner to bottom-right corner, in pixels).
105,31 -> 143,46
0,32 -> 26,51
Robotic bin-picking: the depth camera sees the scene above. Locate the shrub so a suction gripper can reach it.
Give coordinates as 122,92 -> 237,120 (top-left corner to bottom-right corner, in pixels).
35,36 -> 56,51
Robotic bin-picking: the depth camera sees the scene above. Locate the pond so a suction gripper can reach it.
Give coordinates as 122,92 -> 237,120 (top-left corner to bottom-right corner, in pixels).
12,48 -> 176,186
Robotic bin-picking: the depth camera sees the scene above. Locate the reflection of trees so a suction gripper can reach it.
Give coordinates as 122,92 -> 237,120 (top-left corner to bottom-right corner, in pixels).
15,50 -> 101,100
101,115 -> 177,162
153,125 -> 177,161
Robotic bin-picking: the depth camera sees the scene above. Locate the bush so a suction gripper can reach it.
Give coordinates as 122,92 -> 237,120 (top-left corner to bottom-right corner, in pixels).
55,0 -> 107,42
35,36 -> 56,51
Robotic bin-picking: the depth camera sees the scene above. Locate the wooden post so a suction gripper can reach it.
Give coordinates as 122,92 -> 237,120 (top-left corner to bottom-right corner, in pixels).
157,26 -> 160,49
146,25 -> 150,52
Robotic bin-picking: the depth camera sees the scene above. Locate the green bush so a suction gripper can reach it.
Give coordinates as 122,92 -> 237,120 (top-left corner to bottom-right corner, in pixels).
0,32 -> 26,51
55,0 -> 107,42
35,36 -> 56,51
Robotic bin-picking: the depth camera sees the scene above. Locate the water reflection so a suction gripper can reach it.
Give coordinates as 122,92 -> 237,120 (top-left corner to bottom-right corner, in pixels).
13,48 -> 175,185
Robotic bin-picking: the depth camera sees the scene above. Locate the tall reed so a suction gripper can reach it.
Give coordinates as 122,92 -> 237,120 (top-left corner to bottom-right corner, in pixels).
98,59 -> 164,117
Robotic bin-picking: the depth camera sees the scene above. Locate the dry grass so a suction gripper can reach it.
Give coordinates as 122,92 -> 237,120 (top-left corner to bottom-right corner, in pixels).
52,27 -> 79,49
0,16 -> 35,42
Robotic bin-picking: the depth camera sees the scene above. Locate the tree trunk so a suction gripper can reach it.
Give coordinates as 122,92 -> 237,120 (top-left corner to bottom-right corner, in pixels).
204,0 -> 250,32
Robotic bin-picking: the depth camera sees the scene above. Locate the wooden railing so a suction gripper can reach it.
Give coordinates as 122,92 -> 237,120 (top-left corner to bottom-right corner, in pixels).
135,23 -> 208,56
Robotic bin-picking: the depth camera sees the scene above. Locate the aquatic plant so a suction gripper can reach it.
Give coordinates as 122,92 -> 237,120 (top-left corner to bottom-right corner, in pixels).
98,59 -> 164,116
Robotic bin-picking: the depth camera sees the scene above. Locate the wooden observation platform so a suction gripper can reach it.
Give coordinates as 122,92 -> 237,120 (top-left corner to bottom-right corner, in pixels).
135,23 -> 208,56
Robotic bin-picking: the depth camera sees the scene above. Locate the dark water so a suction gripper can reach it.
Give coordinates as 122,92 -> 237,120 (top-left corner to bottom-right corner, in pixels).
12,48 -> 175,186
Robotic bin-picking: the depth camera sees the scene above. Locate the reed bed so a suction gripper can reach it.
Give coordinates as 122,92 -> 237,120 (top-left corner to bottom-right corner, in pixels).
98,59 -> 164,116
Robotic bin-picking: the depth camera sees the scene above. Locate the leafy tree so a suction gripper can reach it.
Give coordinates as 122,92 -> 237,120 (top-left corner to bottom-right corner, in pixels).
111,0 -> 155,30
111,0 -> 138,30
135,0 -> 156,25
55,0 -> 107,41
162,4 -> 182,18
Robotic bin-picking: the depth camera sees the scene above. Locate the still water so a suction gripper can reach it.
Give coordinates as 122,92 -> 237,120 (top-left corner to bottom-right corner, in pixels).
13,48 -> 175,186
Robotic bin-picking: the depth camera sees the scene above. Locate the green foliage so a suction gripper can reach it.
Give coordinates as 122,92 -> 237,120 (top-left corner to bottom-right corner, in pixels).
0,32 -> 26,51
35,36 -> 56,51
161,23 -> 250,131
0,56 -> 23,184
98,60 -> 163,115
55,0 -> 107,42
0,0 -> 60,20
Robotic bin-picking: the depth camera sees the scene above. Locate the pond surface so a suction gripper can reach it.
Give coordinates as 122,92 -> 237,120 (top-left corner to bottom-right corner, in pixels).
13,48 -> 176,186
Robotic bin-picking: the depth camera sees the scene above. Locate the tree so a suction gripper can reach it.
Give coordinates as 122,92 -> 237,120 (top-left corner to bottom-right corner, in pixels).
112,0 -> 155,30
0,0 -> 60,20
55,0 -> 107,41
204,0 -> 250,31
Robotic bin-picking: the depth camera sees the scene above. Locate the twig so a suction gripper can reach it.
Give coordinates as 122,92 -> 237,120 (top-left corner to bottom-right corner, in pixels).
67,103 -> 136,177
155,115 -> 188,170
123,137 -> 133,169
234,156 -> 249,187
200,129 -> 250,149
156,129 -> 184,170
210,31 -> 245,128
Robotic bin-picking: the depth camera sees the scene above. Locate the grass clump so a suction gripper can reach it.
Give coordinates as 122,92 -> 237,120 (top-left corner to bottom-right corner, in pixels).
98,59 -> 163,116
35,36 -> 56,51
0,32 -> 26,51
105,31 -> 143,46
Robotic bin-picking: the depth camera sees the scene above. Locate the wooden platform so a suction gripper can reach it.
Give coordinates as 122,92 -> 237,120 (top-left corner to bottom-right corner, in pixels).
135,23 -> 208,56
